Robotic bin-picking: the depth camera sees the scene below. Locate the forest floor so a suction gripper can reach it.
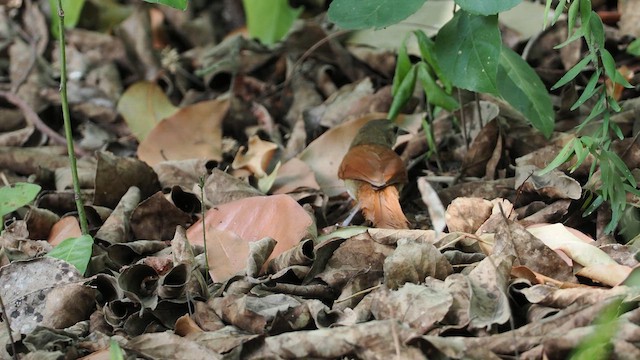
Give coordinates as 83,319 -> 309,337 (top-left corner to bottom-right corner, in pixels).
1,0 -> 640,359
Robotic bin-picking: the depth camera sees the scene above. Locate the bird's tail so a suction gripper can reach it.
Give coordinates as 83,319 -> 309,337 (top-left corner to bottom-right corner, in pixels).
357,183 -> 409,229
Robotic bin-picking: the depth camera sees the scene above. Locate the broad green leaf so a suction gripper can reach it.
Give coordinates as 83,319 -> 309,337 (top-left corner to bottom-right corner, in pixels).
414,30 -> 451,91
47,234 -> 94,275
328,0 -> 426,29
551,54 -> 593,90
417,63 -> 459,111
117,81 -> 179,141
454,0 -> 522,15
497,47 -> 554,137
388,65 -> 417,120
243,0 -> 302,45
49,0 -> 86,38
144,0 -> 187,10
435,11 -> 501,94
392,38 -> 412,95
570,71 -> 600,111
0,183 -> 41,230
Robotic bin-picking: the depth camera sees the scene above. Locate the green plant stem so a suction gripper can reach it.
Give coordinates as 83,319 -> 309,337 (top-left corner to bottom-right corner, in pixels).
198,177 -> 210,284
56,0 -> 88,235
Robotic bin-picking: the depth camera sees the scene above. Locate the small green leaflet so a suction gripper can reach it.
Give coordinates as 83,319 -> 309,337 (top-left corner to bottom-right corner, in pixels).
47,234 -> 94,275
143,0 -> 187,10
0,183 -> 41,231
328,0 -> 426,29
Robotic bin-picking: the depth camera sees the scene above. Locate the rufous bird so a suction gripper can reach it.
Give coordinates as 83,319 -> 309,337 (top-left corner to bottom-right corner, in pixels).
338,119 -> 410,229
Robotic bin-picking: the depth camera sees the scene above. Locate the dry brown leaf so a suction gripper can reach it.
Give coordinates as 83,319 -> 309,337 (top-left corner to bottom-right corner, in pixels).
138,98 -> 229,167
271,157 -> 320,194
445,197 -> 492,233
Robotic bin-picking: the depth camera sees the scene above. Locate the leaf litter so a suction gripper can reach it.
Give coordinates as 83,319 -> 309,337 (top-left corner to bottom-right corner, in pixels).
1,1 -> 640,359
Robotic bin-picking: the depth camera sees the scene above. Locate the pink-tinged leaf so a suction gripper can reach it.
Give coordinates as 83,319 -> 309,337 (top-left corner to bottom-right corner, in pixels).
48,216 -> 82,247
186,194 -> 314,282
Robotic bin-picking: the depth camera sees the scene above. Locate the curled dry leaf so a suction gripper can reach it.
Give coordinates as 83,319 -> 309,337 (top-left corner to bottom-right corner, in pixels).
231,135 -> 278,177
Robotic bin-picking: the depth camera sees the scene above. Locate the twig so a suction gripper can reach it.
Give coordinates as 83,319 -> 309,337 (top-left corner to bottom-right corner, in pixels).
0,91 -> 88,157
334,284 -> 382,303
197,176 -> 210,288
260,29 -> 351,99
56,0 -> 89,235
0,293 -> 18,360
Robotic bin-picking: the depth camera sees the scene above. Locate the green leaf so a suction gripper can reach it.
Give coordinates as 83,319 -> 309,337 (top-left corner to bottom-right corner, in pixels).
601,49 -> 633,88
543,0 -> 552,28
243,0 -> 302,45
109,339 -> 125,360
588,11 -> 605,49
417,63 -> 459,111
570,71 -> 600,111
49,0 -> 86,38
388,65 -> 417,120
328,0 -> 426,30
552,0 -> 568,27
497,47 -> 554,137
392,38 -> 412,95
414,30 -> 451,92
144,0 -> 187,10
554,27 -> 585,50
0,183 -> 41,231
627,39 -> 640,56
539,139 -> 575,175
608,152 -> 636,186
47,234 -> 94,275
454,0 -> 522,15
117,81 -> 179,141
435,11 -> 501,94
551,54 -> 593,90
583,194 -> 604,216
567,0 -> 580,36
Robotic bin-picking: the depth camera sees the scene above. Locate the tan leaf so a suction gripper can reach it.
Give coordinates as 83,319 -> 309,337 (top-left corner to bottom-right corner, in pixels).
231,135 -> 278,178
138,98 -> 228,167
117,81 -> 179,141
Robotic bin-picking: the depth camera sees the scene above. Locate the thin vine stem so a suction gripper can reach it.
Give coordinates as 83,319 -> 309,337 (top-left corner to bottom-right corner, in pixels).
56,0 -> 89,235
